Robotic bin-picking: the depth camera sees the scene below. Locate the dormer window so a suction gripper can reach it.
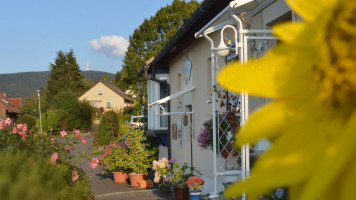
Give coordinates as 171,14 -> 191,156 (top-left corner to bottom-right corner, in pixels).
98,89 -> 103,95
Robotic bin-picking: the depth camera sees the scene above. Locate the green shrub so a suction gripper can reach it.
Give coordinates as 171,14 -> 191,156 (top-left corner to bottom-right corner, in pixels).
46,109 -> 63,131
46,92 -> 94,130
95,111 -> 120,146
0,152 -> 92,200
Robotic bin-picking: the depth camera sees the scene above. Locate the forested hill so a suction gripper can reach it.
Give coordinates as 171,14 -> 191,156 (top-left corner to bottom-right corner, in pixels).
0,71 -> 114,99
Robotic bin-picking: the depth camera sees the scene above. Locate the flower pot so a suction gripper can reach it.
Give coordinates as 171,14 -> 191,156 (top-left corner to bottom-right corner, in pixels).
159,185 -> 171,196
129,173 -> 144,188
189,190 -> 202,200
174,186 -> 189,200
112,171 -> 129,184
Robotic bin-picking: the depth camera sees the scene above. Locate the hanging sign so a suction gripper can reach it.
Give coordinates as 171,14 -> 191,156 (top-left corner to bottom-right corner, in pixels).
183,114 -> 188,126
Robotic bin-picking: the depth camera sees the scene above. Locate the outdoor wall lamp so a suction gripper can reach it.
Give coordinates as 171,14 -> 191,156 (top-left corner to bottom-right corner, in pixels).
213,25 -> 238,57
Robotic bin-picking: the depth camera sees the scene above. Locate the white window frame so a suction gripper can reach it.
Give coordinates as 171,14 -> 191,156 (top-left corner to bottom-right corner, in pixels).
92,102 -> 97,108
147,74 -> 169,130
98,89 -> 103,95
105,101 -> 112,108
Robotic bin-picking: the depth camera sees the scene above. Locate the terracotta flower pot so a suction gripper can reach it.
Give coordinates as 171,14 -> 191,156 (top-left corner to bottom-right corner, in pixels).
174,186 -> 189,200
129,173 -> 145,188
112,171 -> 129,184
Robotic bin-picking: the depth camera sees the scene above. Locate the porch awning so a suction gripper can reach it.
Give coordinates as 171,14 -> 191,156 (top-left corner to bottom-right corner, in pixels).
148,86 -> 195,107
148,86 -> 195,116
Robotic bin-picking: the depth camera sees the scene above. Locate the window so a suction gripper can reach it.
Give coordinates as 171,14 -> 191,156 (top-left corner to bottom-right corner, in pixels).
159,80 -> 168,128
98,89 -> 103,95
106,101 -> 112,108
92,102 -> 97,108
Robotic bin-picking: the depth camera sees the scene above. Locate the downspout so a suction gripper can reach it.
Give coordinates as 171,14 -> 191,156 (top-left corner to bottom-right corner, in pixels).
203,32 -> 218,197
148,66 -> 172,160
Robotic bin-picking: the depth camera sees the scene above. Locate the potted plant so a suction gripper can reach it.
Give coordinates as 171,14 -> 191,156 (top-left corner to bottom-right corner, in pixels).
153,157 -> 171,195
169,159 -> 190,200
187,176 -> 204,200
126,128 -> 156,188
99,141 -> 131,183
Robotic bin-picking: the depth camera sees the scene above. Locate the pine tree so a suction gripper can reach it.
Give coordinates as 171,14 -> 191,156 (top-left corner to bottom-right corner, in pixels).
46,49 -> 85,97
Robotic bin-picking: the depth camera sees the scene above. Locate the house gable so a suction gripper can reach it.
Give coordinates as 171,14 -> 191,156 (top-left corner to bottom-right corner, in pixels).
79,82 -> 132,112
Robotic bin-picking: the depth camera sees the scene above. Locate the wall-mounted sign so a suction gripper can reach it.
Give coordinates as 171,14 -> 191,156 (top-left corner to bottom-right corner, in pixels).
182,58 -> 192,86
183,114 -> 188,126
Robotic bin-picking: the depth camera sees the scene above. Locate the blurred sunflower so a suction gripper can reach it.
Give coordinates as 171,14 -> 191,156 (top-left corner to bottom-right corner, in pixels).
217,0 -> 356,199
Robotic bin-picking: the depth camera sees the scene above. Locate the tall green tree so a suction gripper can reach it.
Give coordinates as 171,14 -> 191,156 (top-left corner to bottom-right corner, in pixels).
117,0 -> 199,95
46,49 -> 85,98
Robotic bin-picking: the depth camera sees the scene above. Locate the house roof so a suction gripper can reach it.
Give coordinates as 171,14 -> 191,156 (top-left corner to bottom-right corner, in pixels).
81,81 -> 134,102
7,98 -> 22,109
100,81 -> 133,102
0,93 -> 22,114
137,0 -> 231,77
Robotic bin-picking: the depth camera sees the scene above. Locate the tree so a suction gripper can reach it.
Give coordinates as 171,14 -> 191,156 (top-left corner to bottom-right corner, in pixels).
117,0 -> 199,95
101,75 -> 112,83
46,49 -> 85,98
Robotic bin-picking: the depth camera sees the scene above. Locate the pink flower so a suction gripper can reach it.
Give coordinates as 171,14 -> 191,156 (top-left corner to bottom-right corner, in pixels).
81,137 -> 86,144
74,129 -> 80,138
99,155 -> 105,161
51,138 -> 55,143
60,130 -> 67,138
0,121 -> 3,130
15,124 -> 27,136
90,157 -> 99,169
12,127 -> 17,134
72,168 -> 79,182
64,145 -> 74,151
100,170 -> 105,175
50,152 -> 58,163
4,118 -> 11,126
22,135 -> 26,140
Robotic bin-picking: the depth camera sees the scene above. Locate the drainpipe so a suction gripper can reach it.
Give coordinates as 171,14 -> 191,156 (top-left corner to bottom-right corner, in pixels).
148,66 -> 172,160
203,32 -> 218,197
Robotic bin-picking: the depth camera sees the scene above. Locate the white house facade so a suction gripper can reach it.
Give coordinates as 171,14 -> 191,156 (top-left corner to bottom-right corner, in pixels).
138,0 -> 301,196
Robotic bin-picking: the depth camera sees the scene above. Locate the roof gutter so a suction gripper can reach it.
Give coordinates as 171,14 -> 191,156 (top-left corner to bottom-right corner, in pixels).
195,0 -> 241,38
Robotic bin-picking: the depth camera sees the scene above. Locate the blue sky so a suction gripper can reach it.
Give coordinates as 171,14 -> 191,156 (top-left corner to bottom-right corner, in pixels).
0,0 -> 180,75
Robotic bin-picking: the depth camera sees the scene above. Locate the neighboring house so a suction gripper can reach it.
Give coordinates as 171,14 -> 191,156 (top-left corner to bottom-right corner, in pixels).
79,81 -> 134,113
7,98 -> 22,109
138,0 -> 299,195
0,93 -> 22,122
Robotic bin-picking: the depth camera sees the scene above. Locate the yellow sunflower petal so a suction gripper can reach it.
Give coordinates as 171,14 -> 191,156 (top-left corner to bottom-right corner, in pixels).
340,154 -> 356,200
217,56 -> 280,98
238,89 -> 316,145
225,105 -> 343,199
285,0 -> 337,22
238,101 -> 289,145
272,22 -> 306,44
218,43 -> 316,99
300,112 -> 356,199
